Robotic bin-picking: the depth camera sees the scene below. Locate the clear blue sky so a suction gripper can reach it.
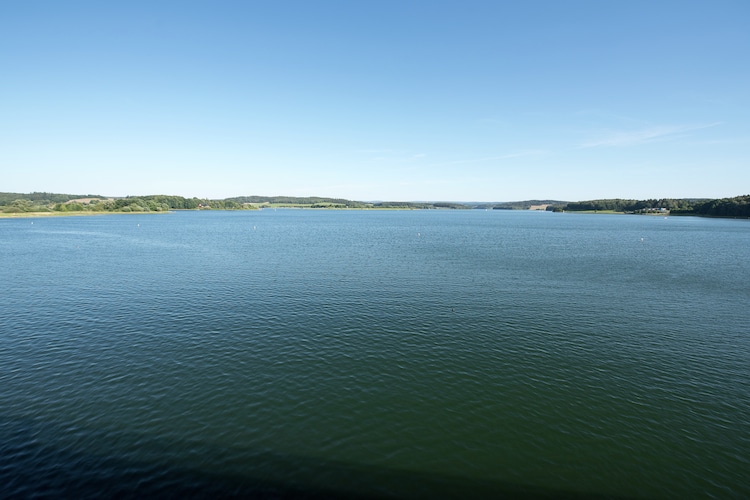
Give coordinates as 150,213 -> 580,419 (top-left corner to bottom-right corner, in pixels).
2,1 -> 748,201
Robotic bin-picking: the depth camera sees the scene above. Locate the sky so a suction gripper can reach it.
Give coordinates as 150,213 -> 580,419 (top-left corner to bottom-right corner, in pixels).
1,0 -> 749,202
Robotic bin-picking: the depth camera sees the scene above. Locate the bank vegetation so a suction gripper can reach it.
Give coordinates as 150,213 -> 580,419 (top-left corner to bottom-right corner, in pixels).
2,192 -> 748,218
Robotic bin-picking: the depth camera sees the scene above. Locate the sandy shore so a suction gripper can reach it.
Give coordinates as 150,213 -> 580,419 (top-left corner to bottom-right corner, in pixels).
0,211 -> 112,218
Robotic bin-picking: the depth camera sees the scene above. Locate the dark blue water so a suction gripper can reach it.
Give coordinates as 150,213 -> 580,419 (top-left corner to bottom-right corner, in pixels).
2,210 -> 749,498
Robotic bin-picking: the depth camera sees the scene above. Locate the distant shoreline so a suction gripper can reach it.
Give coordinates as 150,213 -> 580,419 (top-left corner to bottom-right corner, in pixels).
0,211 -> 108,218
2,192 -> 748,219
3,210 -> 748,221
0,211 -> 171,219
0,207 -> 436,218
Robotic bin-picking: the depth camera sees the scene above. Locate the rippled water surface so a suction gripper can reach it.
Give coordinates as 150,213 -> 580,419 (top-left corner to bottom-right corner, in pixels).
1,210 -> 749,498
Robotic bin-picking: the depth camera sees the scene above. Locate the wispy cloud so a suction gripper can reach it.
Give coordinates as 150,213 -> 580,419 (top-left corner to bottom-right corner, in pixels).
579,122 -> 721,148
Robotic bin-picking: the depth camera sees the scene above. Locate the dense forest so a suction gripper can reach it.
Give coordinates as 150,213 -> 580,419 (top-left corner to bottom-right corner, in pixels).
1,192 -> 748,217
553,198 -> 698,213
549,195 -> 750,217
672,195 -> 750,217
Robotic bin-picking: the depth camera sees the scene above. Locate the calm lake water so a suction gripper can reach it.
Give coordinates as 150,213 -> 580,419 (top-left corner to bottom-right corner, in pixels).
1,210 -> 749,498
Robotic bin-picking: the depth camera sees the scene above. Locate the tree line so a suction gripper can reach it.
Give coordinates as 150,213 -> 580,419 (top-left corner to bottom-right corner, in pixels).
555,198 -> 695,212
53,196 -> 259,213
2,192 -> 748,217
476,200 -> 563,210
0,192 -> 104,205
225,195 -> 370,208
0,193 -> 258,213
0,192 -> 471,213
550,195 -> 749,217
670,195 -> 750,217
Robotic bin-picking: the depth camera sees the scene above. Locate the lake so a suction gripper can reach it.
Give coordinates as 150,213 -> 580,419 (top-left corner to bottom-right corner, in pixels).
1,209 -> 748,498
